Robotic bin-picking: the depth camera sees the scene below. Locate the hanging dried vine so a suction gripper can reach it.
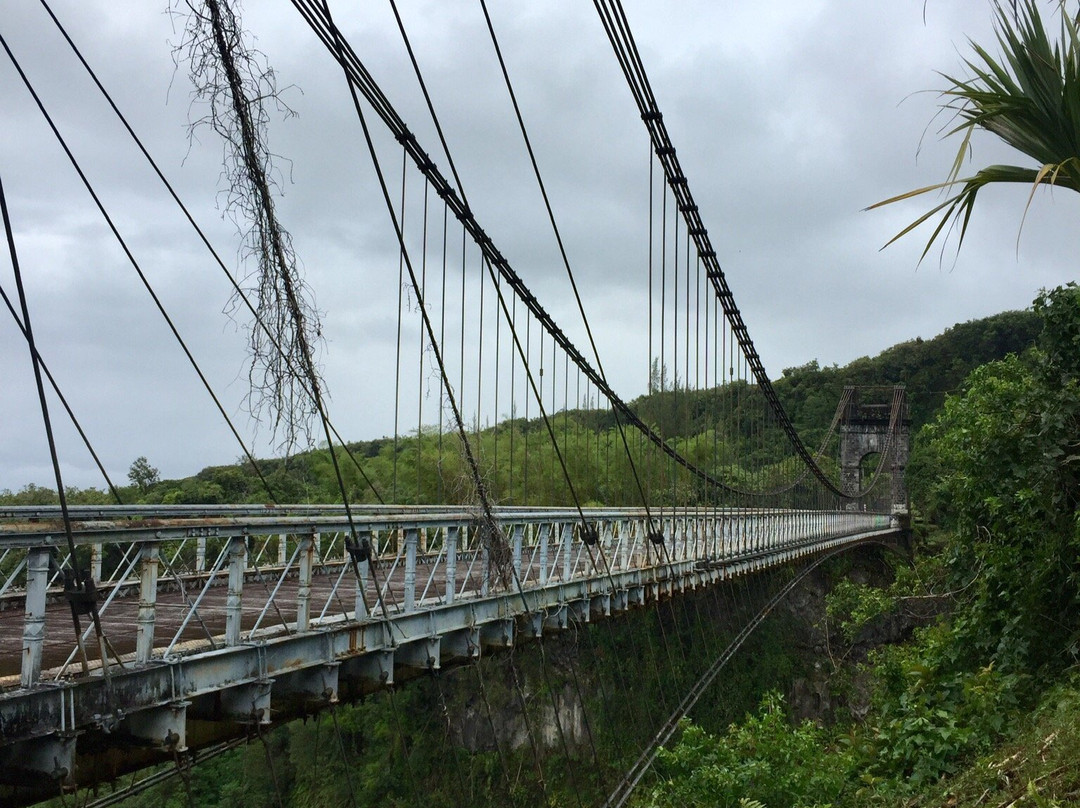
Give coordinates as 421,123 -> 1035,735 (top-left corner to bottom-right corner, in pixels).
174,0 -> 324,452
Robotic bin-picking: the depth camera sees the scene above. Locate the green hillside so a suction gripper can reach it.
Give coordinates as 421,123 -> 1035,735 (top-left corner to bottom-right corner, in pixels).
0,307 -> 1041,508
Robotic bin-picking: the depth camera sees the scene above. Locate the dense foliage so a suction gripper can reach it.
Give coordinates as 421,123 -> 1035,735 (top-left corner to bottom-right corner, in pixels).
643,284 -> 1080,807
648,696 -> 853,808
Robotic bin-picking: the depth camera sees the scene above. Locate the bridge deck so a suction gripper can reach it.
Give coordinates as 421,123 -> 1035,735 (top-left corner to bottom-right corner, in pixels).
0,505 -> 898,803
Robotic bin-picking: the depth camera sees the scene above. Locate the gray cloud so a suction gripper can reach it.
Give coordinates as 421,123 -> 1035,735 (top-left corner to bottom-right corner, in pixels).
2,0 -> 1076,491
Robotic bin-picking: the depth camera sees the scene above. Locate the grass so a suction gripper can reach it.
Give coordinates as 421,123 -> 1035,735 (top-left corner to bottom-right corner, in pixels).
909,675 -> 1080,808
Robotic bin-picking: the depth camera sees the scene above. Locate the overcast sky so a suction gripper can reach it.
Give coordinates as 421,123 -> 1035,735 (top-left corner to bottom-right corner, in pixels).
2,0 -> 1077,492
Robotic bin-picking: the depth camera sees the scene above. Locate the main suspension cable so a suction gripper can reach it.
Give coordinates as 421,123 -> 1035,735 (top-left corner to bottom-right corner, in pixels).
288,0 -> 793,500
477,0 -> 657,531
592,0 -> 846,497
317,0 -> 512,585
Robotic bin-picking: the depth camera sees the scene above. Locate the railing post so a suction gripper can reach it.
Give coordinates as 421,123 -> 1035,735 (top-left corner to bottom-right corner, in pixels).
225,536 -> 247,646
538,524 -> 550,584
561,523 -> 573,581
297,533 -> 314,631
278,533 -> 287,565
91,543 -> 103,582
135,543 -> 159,665
481,531 -> 490,598
445,526 -> 458,604
404,528 -> 418,612
512,525 -> 523,582
196,537 -> 207,573
21,547 -> 50,688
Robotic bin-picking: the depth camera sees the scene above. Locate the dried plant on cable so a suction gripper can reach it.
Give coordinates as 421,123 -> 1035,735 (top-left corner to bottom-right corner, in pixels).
174,0 -> 325,453
436,394 -> 512,588
464,461 -> 514,591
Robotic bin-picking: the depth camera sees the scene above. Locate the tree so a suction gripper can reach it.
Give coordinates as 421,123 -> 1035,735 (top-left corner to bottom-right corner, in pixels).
871,0 -> 1080,260
128,456 -> 160,493
910,283 -> 1080,674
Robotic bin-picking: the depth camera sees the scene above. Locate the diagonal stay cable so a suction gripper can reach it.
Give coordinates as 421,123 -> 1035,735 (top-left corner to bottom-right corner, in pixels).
477,0 -> 658,533
289,0 -> 779,501
319,9 -> 612,773
0,280 -> 123,501
386,1 -> 614,566
0,31 -> 277,503
316,1 -> 512,589
35,0 -> 383,505
1,169 -> 122,690
602,544 -> 875,808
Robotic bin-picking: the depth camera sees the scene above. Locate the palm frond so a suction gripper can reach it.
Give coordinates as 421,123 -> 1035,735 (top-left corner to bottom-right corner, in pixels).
873,0 -> 1080,262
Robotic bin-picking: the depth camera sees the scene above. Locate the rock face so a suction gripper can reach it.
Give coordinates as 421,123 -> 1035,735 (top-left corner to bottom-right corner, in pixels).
781,545 -> 946,724
452,679 -> 589,753
444,545 -> 940,751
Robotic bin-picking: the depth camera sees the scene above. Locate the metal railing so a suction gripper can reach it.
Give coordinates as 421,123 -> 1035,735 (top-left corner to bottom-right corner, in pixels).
0,505 -> 893,688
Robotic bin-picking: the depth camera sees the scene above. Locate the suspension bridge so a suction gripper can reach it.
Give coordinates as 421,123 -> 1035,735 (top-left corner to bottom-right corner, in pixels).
2,2 -> 911,805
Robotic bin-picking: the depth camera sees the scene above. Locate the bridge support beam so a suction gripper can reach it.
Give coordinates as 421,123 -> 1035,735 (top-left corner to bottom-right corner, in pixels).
396,637 -> 440,671
480,619 -> 514,650
277,661 -> 340,707
0,732 -> 76,788
217,679 -> 273,724
543,605 -> 568,633
611,589 -> 629,613
135,544 -> 158,665
567,599 -> 589,624
343,651 -> 394,689
20,547 -> 50,688
125,700 -> 190,751
590,593 -> 611,620
442,627 -> 480,661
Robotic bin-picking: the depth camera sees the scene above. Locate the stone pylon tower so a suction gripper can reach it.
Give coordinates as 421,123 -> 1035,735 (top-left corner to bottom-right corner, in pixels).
839,386 -> 910,514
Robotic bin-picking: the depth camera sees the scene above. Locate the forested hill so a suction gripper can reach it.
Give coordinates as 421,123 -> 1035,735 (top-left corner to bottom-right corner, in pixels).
772,308 -> 1040,433
0,307 -> 1040,506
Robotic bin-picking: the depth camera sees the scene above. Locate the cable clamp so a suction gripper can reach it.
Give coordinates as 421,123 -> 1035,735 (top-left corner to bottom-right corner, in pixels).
641,110 -> 663,121
63,570 -> 98,615
647,531 -> 665,546
348,535 -> 373,564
